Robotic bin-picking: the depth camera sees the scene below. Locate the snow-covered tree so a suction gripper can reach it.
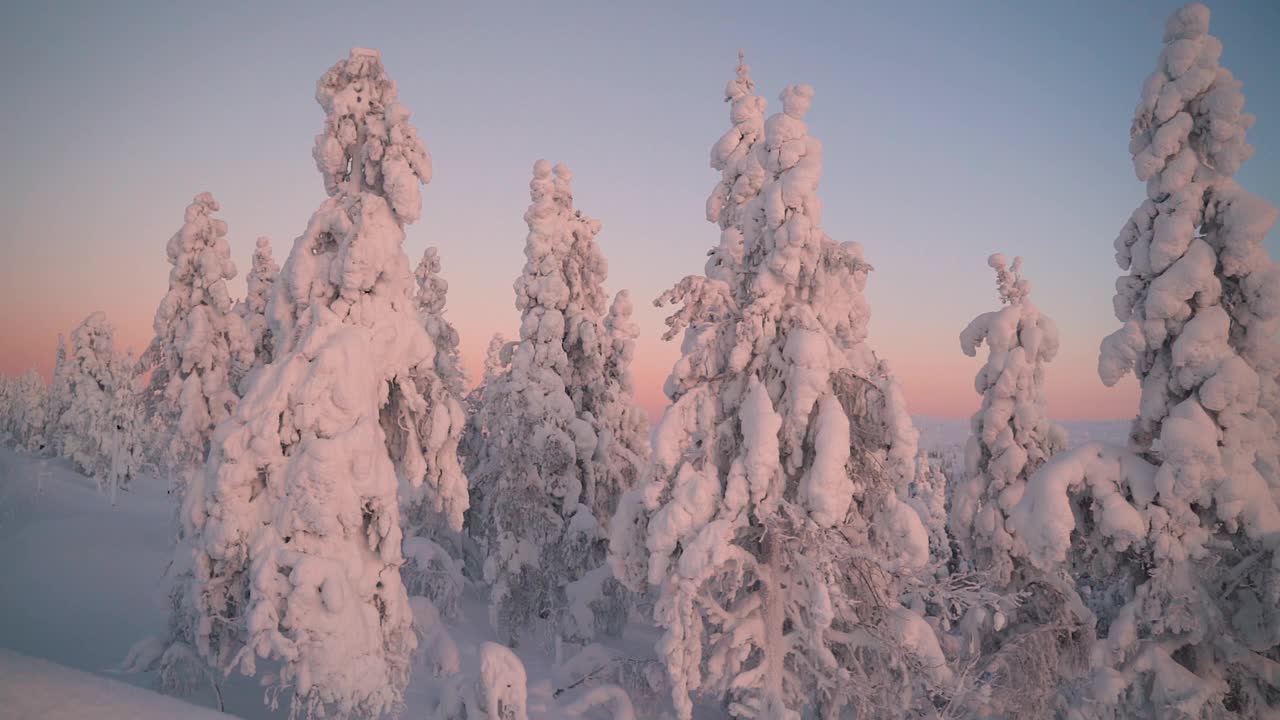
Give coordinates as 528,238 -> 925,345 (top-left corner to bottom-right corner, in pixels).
415,246 -> 467,398
612,65 -> 950,719
467,160 -> 646,646
952,255 -> 1067,583
54,313 -> 141,499
1010,5 -> 1280,717
182,48 -> 455,719
42,334 -> 71,457
943,255 -> 1091,718
146,192 -> 251,490
240,236 -> 279,375
0,369 -> 48,452
400,245 -> 470,617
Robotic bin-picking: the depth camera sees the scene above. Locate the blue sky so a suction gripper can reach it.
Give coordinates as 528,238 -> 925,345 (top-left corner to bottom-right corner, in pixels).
1,0 -> 1277,418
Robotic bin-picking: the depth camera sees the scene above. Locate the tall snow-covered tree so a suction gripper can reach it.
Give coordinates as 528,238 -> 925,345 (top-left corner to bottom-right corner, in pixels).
952,255 -> 1067,583
147,192 -> 251,490
945,255 -> 1089,718
611,67 -> 949,719
1011,5 -> 1280,717
399,245 -> 470,617
467,160 -> 646,646
182,48 -> 458,719
240,236 -> 280,375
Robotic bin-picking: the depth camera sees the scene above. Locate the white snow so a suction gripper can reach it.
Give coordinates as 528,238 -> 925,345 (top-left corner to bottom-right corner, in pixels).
0,648 -> 235,720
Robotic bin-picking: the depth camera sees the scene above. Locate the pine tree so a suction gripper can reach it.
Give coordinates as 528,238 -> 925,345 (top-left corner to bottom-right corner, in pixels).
184,48 -> 450,719
468,160 -> 645,645
612,66 -> 949,719
1011,5 -> 1280,716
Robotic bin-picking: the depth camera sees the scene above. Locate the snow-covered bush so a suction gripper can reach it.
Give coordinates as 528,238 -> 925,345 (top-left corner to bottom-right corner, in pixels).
467,160 -> 646,646
612,60 -> 949,720
943,255 -> 1092,718
183,48 -> 455,719
434,642 -> 528,720
145,192 -> 251,490
1010,5 -> 1280,717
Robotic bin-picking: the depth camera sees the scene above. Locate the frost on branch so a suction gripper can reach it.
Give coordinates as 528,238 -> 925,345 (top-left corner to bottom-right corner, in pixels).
183,48 -> 460,719
467,160 -> 646,646
614,62 -> 948,719
1012,6 -> 1280,717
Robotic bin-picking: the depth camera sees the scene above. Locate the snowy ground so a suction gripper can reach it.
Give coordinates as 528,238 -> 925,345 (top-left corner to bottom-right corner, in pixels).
0,647 -> 232,719
0,418 -> 1130,719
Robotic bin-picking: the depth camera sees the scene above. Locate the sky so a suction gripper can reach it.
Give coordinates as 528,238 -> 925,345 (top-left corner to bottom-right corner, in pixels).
1,0 -> 1277,423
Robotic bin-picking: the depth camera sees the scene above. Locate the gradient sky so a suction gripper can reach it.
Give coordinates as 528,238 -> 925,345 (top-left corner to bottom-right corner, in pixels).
1,1 -> 1277,422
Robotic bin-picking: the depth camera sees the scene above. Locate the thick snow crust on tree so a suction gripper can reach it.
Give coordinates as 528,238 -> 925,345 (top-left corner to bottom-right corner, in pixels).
611,57 -> 946,720
1011,5 -> 1280,717
145,192 -> 252,488
466,159 -> 647,647
181,48 -> 463,720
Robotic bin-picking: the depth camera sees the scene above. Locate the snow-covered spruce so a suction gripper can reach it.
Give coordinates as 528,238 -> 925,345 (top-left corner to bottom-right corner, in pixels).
0,369 -> 48,452
400,245 -> 470,618
239,236 -> 280,377
466,160 -> 647,646
52,312 -> 142,500
1012,5 -> 1280,717
612,67 -> 948,719
945,255 -> 1091,718
42,334 -> 72,457
133,193 -> 254,703
144,192 -> 251,491
182,48 -> 460,720
952,255 -> 1067,583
